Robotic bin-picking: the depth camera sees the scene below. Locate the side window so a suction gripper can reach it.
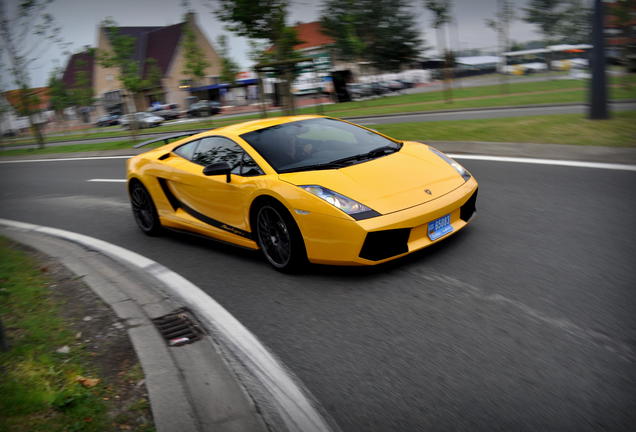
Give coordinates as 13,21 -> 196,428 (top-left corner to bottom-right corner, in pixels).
173,140 -> 198,160
191,137 -> 244,174
240,152 -> 264,176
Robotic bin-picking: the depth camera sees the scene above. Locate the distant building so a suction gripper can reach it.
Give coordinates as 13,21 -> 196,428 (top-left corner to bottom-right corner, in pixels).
62,50 -> 95,92
1,87 -> 51,135
94,12 -> 221,114
61,49 -> 96,122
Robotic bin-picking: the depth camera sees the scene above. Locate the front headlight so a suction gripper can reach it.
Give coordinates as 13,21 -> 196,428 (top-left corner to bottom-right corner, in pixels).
299,185 -> 380,220
429,147 -> 471,181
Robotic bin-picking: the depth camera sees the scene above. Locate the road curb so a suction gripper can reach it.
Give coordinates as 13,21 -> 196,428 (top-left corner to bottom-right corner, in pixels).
0,219 -> 338,432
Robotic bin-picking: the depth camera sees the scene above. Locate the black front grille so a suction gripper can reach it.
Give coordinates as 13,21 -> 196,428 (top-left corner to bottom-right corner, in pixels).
359,228 -> 411,261
460,188 -> 478,222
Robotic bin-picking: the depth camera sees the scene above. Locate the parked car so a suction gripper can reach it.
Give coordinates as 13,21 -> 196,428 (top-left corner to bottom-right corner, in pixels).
120,112 -> 164,129
148,104 -> 180,120
2,129 -> 18,137
187,100 -> 222,118
385,80 -> 406,92
95,114 -> 120,127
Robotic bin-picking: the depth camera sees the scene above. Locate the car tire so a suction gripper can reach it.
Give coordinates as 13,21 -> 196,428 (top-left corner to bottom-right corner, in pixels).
255,201 -> 307,272
129,181 -> 163,236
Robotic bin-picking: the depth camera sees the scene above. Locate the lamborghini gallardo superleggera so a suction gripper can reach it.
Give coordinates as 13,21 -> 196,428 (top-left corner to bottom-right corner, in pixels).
127,115 -> 478,271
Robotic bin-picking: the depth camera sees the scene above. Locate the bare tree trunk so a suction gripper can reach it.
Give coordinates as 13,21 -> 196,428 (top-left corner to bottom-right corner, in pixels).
437,27 -> 452,103
125,92 -> 139,143
28,113 -> 44,149
284,66 -> 295,115
257,71 -> 268,118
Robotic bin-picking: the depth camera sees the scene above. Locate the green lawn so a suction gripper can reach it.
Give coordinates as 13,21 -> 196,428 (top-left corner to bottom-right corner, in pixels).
2,111 -> 634,158
372,111 -> 636,147
4,75 -> 634,148
0,238 -> 109,431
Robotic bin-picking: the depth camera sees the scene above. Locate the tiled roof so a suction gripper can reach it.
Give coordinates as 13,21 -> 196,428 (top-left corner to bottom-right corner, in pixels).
292,22 -> 334,50
62,51 -> 94,88
3,87 -> 50,111
107,23 -> 185,79
143,23 -> 184,77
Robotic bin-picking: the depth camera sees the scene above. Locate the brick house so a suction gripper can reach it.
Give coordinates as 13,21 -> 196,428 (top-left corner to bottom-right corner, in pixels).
94,12 -> 221,115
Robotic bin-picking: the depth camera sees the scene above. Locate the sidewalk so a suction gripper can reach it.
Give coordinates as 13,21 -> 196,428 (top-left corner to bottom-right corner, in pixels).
0,220 -> 338,432
0,226 -> 270,432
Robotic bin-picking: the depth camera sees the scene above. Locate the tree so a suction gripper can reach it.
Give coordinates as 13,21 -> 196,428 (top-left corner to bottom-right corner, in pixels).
559,0 -> 591,44
609,0 -> 635,80
181,13 -> 210,86
98,18 -> 163,133
485,0 -> 515,94
0,0 -> 69,148
523,0 -> 563,46
320,0 -> 423,72
47,67 -> 70,127
216,0 -> 288,46
424,0 -> 453,102
215,0 -> 302,114
217,35 -> 240,84
523,0 -> 592,69
69,57 -> 95,123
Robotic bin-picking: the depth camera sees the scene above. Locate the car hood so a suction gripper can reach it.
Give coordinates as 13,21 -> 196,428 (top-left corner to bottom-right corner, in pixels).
278,141 -> 465,215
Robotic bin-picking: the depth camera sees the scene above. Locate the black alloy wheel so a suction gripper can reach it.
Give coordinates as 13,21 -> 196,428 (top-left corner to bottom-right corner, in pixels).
130,181 -> 162,236
256,203 -> 306,271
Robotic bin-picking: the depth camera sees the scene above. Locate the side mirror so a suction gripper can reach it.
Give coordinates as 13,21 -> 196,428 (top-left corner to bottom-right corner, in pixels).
203,162 -> 231,182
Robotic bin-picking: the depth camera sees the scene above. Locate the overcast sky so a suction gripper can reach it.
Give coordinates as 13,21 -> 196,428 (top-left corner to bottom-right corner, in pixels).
4,0 -> 546,88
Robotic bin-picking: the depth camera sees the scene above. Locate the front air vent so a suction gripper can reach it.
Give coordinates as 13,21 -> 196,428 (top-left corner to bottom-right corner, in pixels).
359,228 -> 411,261
460,188 -> 478,222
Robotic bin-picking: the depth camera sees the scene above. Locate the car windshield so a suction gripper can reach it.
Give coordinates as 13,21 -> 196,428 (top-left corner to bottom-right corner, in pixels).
240,118 -> 401,173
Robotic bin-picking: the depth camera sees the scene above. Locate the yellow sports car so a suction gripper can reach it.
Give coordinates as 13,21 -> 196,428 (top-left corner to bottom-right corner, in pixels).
127,115 -> 478,271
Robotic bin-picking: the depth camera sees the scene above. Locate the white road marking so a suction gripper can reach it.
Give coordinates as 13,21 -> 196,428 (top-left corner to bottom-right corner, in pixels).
449,154 -> 636,171
87,179 -> 127,183
0,218 -> 336,432
0,155 -> 131,164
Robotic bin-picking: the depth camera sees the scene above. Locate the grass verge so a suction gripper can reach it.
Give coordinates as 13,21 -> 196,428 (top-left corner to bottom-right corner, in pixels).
372,111 -> 636,147
1,112 -> 634,158
0,237 -> 153,431
4,76 -> 635,147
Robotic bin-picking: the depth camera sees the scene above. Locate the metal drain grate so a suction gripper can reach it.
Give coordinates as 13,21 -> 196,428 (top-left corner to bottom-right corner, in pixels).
152,308 -> 205,346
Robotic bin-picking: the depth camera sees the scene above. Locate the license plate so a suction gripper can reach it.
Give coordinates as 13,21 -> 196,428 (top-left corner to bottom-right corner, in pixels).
427,214 -> 453,241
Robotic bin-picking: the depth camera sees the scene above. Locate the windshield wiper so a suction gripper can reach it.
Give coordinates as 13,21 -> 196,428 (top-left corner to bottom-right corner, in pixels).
278,143 -> 402,174
278,160 -> 356,173
327,143 -> 402,166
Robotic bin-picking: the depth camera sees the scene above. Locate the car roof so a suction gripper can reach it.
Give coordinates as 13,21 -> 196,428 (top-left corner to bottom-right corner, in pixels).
212,115 -> 324,136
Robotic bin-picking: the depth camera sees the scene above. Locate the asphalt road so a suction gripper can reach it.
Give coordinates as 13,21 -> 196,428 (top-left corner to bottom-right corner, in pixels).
4,101 -> 635,151
1,157 -> 635,431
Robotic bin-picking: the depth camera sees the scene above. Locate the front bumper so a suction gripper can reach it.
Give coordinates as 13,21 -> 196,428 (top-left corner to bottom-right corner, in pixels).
297,178 -> 478,265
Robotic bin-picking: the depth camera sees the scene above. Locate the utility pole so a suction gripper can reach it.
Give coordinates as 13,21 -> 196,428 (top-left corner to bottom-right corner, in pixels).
589,0 -> 609,119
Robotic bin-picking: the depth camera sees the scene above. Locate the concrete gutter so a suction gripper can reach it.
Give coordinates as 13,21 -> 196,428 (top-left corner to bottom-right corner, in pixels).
0,219 -> 338,432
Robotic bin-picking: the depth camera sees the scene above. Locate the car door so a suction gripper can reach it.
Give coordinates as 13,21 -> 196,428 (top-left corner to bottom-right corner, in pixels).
160,136 -> 263,237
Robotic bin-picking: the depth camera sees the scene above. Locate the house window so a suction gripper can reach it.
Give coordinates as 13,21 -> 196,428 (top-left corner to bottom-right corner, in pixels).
179,79 -> 193,89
